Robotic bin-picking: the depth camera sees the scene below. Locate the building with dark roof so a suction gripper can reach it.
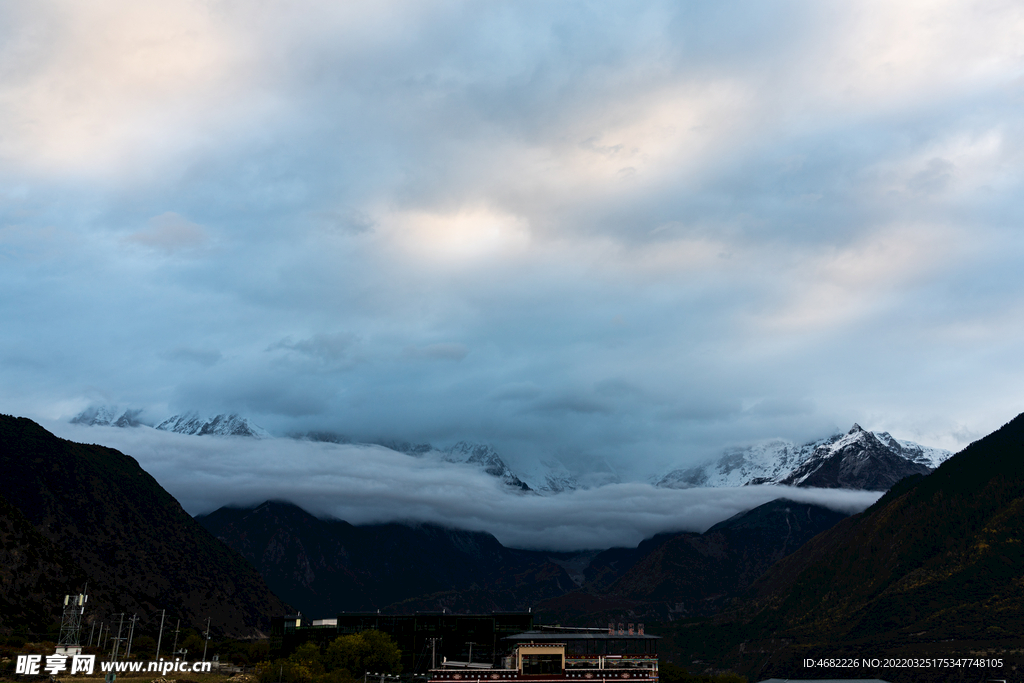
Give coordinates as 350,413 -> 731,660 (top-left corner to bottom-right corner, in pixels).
428,628 -> 659,683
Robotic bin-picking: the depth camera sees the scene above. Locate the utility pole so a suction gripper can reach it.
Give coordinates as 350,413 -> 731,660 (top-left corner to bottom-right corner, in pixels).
171,619 -> 181,656
428,638 -> 441,669
88,621 -> 96,647
155,610 -> 166,660
111,613 -> 125,663
126,614 -> 138,658
202,617 -> 211,663
467,642 -> 476,665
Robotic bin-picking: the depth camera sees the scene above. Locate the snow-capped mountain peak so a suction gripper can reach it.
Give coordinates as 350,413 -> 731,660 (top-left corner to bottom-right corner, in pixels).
654,435 -> 835,489
871,431 -> 950,469
155,412 -> 271,438
70,406 -> 147,428
656,425 -> 953,492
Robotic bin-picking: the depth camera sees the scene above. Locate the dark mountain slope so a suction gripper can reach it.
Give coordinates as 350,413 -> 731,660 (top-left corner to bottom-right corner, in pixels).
197,501 -> 578,615
745,411 -> 1024,644
581,537 -> 674,592
0,415 -> 289,636
0,492 -> 89,633
201,496 -> 850,622
610,500 -> 847,610
535,500 -> 848,622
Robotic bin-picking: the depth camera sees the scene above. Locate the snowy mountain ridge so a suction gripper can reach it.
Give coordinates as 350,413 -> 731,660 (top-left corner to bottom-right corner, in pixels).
437,442 -> 532,491
70,405 -> 271,439
71,405 -> 950,493
655,424 -> 953,490
155,412 -> 271,438
70,405 -> 147,428
419,442 -> 583,493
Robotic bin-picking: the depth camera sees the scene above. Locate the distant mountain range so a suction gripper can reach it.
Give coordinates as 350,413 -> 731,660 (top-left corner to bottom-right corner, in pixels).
0,415 -> 288,636
655,424 -> 952,491
534,499 -> 850,622
251,429 -> 582,493
196,497 -> 850,620
195,501 -> 580,615
16,412 -> 858,632
71,406 -> 270,438
71,406 -> 950,494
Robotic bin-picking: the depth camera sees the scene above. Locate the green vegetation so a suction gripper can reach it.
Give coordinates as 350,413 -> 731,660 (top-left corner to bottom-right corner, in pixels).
258,631 -> 401,683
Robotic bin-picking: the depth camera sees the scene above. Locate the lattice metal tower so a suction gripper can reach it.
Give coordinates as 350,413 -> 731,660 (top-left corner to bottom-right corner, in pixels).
58,592 -> 88,648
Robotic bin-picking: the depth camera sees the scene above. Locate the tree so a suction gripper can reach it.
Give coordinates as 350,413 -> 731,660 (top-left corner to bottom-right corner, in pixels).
323,631 -> 401,676
250,640 -> 271,664
291,642 -> 325,675
360,631 -> 402,674
181,633 -> 204,657
131,636 -> 156,659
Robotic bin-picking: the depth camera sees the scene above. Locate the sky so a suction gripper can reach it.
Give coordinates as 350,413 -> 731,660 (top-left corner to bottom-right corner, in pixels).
4,1 -> 1024,510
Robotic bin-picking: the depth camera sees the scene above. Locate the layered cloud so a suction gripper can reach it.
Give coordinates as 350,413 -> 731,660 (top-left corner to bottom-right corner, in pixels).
46,422 -> 881,551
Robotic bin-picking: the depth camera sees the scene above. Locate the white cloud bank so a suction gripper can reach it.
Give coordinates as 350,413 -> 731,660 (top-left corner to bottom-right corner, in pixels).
46,422 -> 880,551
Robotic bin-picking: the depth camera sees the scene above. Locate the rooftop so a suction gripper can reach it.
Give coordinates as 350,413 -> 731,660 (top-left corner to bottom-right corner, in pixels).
505,631 -> 659,642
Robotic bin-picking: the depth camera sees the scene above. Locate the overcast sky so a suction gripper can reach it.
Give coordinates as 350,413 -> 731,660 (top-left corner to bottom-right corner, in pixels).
5,1 -> 1024,488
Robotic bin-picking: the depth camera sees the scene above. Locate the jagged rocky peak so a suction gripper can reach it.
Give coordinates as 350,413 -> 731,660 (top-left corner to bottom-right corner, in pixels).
70,405 -> 147,428
155,412 -> 271,438
656,424 -> 953,492
777,426 -> 932,490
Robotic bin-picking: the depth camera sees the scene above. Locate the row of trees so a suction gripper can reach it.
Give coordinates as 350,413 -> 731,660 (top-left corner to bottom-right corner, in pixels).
258,631 -> 402,683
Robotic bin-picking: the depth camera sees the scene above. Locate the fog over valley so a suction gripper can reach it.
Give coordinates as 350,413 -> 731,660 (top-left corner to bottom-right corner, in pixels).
47,420 -> 880,551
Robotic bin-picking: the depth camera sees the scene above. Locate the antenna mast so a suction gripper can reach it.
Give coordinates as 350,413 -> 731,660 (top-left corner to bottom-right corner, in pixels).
57,588 -> 88,655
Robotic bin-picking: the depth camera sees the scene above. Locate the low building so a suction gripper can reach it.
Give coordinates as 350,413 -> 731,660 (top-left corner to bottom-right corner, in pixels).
271,612 -> 535,674
428,629 -> 659,683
